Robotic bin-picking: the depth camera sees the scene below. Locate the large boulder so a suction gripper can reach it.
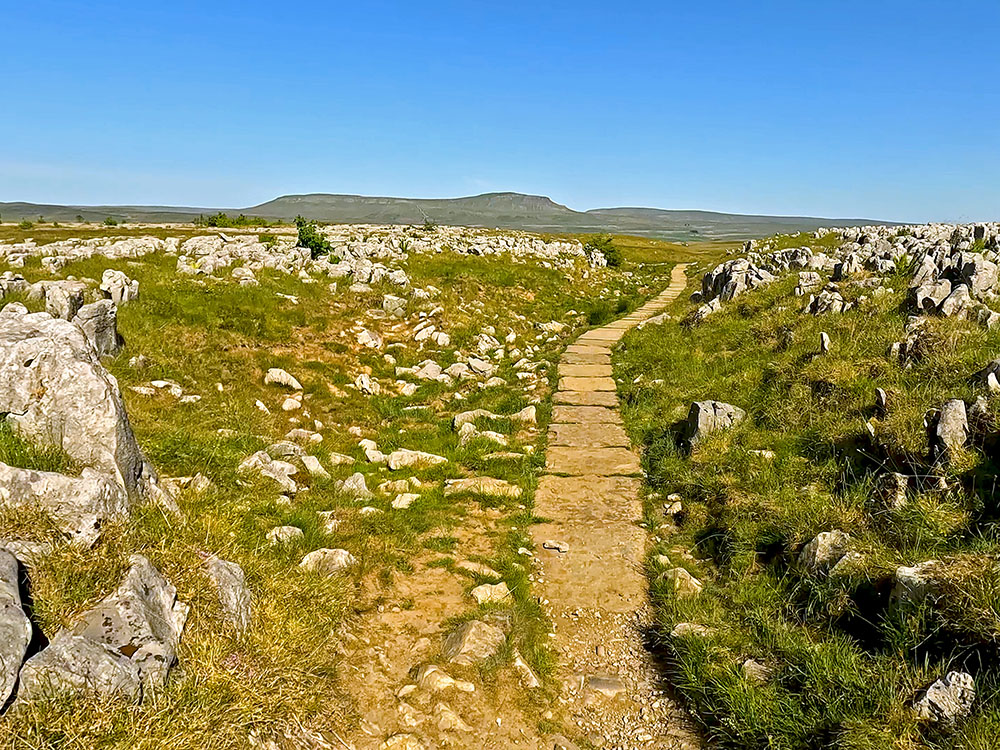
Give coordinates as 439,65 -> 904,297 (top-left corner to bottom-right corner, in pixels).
0,303 -> 152,494
0,464 -> 129,547
17,555 -> 187,703
72,300 -> 122,357
685,401 -> 746,445
99,269 -> 139,305
0,549 -> 31,706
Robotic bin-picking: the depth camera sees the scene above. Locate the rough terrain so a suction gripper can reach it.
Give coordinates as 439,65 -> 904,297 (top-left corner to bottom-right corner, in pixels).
0,219 -> 705,750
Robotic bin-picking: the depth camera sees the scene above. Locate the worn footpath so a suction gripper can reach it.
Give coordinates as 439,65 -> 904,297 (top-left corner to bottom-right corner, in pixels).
530,265 -> 700,749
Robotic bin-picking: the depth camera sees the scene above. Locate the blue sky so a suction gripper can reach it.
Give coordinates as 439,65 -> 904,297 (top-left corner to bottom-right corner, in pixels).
2,1 -> 997,221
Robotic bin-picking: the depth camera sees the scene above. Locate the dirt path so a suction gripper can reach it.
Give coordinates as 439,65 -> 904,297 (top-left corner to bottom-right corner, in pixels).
531,264 -> 700,750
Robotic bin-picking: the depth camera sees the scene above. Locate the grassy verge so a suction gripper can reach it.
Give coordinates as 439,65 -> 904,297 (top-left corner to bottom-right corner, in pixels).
616,238 -> 1000,748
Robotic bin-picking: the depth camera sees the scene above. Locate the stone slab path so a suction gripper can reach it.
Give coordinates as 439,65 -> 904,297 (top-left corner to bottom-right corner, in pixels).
532,265 -> 700,750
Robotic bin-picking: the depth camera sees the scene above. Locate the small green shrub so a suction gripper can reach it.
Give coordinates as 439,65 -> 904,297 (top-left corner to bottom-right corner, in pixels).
585,233 -> 623,267
17,220 -> 34,230
295,216 -> 333,259
103,216 -> 118,226
196,212 -> 273,228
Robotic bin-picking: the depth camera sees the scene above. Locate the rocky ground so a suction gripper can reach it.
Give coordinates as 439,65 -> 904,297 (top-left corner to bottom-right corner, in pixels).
617,222 -> 1000,748
0,220 -> 709,749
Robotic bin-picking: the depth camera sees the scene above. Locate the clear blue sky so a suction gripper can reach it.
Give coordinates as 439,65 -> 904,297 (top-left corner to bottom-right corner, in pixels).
2,1 -> 998,222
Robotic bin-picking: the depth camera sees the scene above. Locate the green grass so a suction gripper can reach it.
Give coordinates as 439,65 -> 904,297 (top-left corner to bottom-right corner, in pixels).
617,237 -> 1000,748
0,227 -> 683,747
0,423 -> 77,474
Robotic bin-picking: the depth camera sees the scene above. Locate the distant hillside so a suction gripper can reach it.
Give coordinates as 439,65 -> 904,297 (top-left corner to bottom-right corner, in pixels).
0,192 -> 900,240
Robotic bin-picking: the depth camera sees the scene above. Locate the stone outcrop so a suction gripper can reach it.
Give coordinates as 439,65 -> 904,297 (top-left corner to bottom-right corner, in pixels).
99,269 -> 139,305
72,300 -> 123,357
685,400 -> 746,445
0,303 -> 152,494
0,549 -> 31,706
0,464 -> 129,547
17,555 -> 188,703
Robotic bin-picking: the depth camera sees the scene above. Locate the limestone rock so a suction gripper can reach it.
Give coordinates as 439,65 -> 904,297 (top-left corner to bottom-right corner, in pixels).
512,649 -> 540,688
928,399 -> 968,463
0,304 -> 152,494
892,561 -> 939,606
798,530 -> 851,574
19,555 -> 188,702
914,671 -> 975,725
686,400 -> 746,445
387,449 -> 448,470
335,471 -> 372,499
299,548 -> 357,575
470,582 -> 511,605
73,300 -> 122,357
0,549 -> 31,706
661,567 -> 703,597
206,557 -> 251,633
0,463 -> 130,547
100,269 -> 139,305
267,525 -> 303,545
42,280 -> 88,320
264,368 -> 302,390
16,632 -> 141,703
442,620 -> 505,665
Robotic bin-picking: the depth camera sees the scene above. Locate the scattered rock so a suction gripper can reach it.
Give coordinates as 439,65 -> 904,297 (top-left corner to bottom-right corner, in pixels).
928,398 -> 968,463
441,620 -> 505,665
660,567 -> 703,597
512,649 -> 540,688
798,530 -> 851,574
387,449 -> 448,470
205,557 -> 252,633
264,368 -> 302,390
266,525 -> 303,545
914,671 -> 975,725
469,582 -> 511,605
686,400 -> 746,445
299,548 -> 357,575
